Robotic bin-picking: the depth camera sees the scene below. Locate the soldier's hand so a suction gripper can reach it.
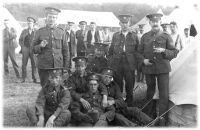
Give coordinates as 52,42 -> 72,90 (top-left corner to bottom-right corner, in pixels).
102,98 -> 108,108
143,59 -> 153,66
82,114 -> 94,123
37,119 -> 44,127
45,115 -> 56,127
154,47 -> 165,53
107,100 -> 115,106
80,98 -> 91,110
40,40 -> 48,48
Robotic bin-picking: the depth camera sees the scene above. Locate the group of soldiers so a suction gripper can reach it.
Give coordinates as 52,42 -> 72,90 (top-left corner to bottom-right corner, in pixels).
3,6 -> 181,127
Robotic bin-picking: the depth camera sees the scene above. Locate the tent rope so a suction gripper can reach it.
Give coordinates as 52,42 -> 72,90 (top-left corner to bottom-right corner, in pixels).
145,104 -> 176,127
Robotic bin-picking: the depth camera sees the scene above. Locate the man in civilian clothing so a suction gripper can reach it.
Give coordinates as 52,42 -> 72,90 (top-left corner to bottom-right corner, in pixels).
3,19 -> 20,78
108,14 -> 140,107
66,21 -> 76,68
84,22 -> 103,55
19,17 -> 38,83
76,21 -> 87,56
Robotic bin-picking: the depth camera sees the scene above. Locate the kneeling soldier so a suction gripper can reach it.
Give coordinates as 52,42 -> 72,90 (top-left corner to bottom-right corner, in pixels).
26,68 -> 71,127
70,74 -> 115,126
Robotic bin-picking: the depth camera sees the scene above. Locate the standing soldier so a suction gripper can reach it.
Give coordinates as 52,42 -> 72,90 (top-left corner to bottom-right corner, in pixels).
137,24 -> 145,83
137,13 -> 178,126
33,7 -> 70,87
76,21 -> 87,56
108,14 -> 139,106
26,68 -> 71,127
66,21 -> 76,67
19,17 -> 38,83
161,23 -> 170,34
3,19 -> 20,78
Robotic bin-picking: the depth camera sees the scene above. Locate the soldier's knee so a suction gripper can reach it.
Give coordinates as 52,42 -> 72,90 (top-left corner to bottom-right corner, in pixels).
54,110 -> 71,126
26,106 -> 38,125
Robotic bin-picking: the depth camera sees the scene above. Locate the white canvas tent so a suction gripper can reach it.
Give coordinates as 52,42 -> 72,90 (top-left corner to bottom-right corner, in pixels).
131,9 -> 167,33
1,7 -> 23,53
57,10 -> 120,28
167,5 -> 200,36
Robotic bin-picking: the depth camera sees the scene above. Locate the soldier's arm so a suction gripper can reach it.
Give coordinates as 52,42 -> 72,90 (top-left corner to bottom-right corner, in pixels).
137,35 -> 145,66
9,28 -> 17,40
64,76 -> 82,102
33,30 -> 42,54
108,33 -> 116,57
98,82 -> 108,96
114,83 -> 127,108
53,88 -> 71,117
19,29 -> 25,47
62,32 -> 70,70
35,89 -> 46,118
162,34 -> 179,60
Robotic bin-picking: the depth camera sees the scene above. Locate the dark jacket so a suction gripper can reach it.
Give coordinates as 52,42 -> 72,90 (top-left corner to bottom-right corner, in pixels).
19,28 -> 36,48
66,30 -> 76,58
137,30 -> 179,74
64,71 -> 107,102
33,26 -> 70,69
86,30 -> 101,44
76,29 -> 87,54
108,31 -> 139,71
86,55 -> 108,73
35,83 -> 71,117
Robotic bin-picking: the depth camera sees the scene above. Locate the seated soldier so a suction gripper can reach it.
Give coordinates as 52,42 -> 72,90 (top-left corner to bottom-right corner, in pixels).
70,74 -> 115,126
100,68 -> 156,126
64,56 -> 108,114
87,43 -> 108,73
26,68 -> 71,127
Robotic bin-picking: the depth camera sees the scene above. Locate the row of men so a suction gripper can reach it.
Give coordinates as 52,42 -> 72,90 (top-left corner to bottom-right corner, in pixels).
26,57 -> 157,127
3,7 -> 180,126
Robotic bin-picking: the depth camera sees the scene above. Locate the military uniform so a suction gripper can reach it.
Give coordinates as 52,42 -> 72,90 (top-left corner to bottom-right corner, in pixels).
19,17 -> 37,82
33,7 -> 70,87
26,69 -> 71,127
87,55 -> 108,73
3,19 -> 20,78
108,15 -> 139,106
137,13 -> 179,125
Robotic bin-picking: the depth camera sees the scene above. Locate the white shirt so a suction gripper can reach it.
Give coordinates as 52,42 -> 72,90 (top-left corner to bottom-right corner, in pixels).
122,31 -> 128,52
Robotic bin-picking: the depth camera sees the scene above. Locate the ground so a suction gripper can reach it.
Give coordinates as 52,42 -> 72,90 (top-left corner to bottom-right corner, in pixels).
3,54 -> 147,127
3,54 -> 41,127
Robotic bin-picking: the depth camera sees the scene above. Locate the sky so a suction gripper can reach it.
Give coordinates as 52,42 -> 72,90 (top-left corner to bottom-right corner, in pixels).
2,0 -> 200,7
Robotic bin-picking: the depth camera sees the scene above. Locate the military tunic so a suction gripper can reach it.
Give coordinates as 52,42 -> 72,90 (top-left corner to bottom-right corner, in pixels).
33,25 -> 70,86
64,71 -> 107,102
137,30 -> 178,121
70,90 -> 115,126
86,55 -> 108,73
26,83 -> 71,126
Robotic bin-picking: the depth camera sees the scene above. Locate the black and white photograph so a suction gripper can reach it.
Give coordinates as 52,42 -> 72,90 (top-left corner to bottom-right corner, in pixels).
1,0 -> 199,127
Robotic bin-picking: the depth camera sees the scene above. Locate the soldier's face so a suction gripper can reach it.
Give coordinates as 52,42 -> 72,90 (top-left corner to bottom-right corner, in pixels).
27,21 -> 34,29
4,20 -> 10,28
79,24 -> 86,30
94,49 -> 103,57
170,24 -> 177,33
75,64 -> 87,74
90,24 -> 96,30
46,14 -> 57,26
184,29 -> 189,37
149,20 -> 161,31
120,22 -> 130,31
88,80 -> 99,93
101,75 -> 113,85
48,75 -> 62,86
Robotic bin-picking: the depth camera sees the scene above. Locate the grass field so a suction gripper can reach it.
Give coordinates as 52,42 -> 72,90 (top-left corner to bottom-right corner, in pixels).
3,54 -> 41,127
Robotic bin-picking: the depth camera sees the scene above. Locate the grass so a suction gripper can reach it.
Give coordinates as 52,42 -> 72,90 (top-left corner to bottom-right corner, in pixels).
3,54 -> 41,127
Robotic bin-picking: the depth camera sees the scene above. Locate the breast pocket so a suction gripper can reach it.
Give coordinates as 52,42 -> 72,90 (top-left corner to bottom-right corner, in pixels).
54,34 -> 63,49
156,38 -> 167,48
